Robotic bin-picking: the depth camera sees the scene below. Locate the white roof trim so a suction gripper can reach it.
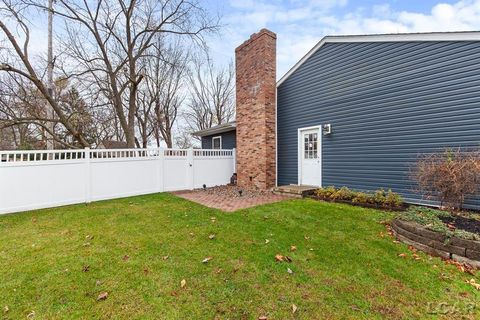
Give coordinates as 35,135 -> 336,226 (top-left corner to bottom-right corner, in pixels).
276,31 -> 480,87
192,121 -> 236,137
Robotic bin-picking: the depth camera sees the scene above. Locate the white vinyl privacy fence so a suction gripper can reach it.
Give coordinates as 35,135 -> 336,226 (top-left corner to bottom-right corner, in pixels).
0,148 -> 235,214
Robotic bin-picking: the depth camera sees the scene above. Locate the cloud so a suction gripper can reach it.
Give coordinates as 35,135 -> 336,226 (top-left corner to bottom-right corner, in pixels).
208,0 -> 480,79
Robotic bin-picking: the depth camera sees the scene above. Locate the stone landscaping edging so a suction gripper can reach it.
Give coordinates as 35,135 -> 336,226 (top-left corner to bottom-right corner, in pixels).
391,219 -> 480,268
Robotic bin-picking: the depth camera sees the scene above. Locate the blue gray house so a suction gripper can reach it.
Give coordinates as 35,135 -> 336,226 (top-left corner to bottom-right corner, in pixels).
205,30 -> 480,207
193,121 -> 236,150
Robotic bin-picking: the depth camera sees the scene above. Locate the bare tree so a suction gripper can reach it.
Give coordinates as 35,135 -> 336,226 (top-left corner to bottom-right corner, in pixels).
184,55 -> 235,138
138,39 -> 188,148
46,0 -> 217,147
46,0 -> 55,149
0,73 -> 104,148
174,126 -> 194,149
0,0 -> 90,147
1,0 -> 218,148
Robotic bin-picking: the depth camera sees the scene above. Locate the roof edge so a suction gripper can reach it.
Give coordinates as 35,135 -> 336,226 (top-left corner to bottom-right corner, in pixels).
277,31 -> 480,87
192,122 -> 237,137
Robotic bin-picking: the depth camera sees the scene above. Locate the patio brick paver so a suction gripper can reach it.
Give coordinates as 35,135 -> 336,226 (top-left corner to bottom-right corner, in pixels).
172,189 -> 290,212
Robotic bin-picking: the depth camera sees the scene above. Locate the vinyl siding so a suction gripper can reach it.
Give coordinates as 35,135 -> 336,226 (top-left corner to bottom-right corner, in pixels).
277,41 -> 480,208
201,130 -> 236,149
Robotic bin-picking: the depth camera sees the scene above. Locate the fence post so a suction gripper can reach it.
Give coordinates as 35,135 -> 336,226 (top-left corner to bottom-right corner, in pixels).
232,148 -> 236,173
84,147 -> 91,203
157,148 -> 164,192
187,147 -> 194,190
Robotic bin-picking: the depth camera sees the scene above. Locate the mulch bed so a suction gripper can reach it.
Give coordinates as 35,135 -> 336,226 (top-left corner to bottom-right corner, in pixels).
440,215 -> 480,234
200,185 -> 272,198
172,185 -> 289,212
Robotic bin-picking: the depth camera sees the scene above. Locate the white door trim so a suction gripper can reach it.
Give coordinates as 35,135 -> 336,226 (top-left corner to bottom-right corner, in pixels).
297,125 -> 322,186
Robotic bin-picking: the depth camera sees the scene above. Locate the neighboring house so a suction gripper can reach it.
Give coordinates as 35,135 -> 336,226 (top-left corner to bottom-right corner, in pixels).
193,121 -> 237,149
231,29 -> 480,208
98,140 -> 128,149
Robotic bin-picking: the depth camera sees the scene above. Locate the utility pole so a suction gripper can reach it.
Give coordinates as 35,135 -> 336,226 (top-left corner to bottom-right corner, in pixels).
46,0 -> 55,150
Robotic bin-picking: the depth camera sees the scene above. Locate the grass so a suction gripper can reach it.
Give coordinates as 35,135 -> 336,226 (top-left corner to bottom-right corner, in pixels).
0,193 -> 478,319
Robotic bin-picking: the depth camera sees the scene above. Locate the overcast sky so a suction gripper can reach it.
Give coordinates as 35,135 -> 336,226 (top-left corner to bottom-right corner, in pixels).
206,0 -> 480,78
14,0 -> 480,80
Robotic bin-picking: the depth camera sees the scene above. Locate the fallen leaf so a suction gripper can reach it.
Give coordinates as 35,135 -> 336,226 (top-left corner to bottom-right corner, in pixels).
181,279 -> 187,288
265,239 -> 270,244
27,311 -> 35,318
85,235 -> 94,240
292,304 -> 298,314
123,255 -> 129,261
285,256 -> 293,262
82,265 -> 90,272
3,306 -> 8,313
97,292 -> 108,301
398,253 -> 407,258
350,304 -> 361,311
287,268 -> 293,274
95,280 -> 102,286
258,316 -> 267,320
209,234 -> 216,239
290,245 -> 297,252
466,279 -> 480,290
162,255 -> 169,260
202,257 -> 213,263
170,291 -> 178,297
215,268 -> 222,274
275,254 -> 284,262
82,242 -> 91,247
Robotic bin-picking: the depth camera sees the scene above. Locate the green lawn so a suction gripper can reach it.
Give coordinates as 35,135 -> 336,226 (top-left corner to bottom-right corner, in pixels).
0,194 -> 478,319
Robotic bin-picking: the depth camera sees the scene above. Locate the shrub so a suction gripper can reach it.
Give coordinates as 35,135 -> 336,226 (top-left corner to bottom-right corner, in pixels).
352,192 -> 370,204
314,186 -> 403,209
412,149 -> 480,210
315,186 -> 337,198
384,189 -> 403,208
373,188 -> 387,205
331,186 -> 355,201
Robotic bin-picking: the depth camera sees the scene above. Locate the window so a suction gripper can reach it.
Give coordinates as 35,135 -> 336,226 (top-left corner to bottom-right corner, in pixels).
303,132 -> 318,159
212,136 -> 222,149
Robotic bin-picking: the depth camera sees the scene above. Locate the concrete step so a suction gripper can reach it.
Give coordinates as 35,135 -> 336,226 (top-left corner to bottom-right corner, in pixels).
273,185 -> 318,198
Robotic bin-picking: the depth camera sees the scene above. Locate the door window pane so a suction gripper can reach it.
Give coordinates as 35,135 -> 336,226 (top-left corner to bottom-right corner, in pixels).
303,131 -> 319,159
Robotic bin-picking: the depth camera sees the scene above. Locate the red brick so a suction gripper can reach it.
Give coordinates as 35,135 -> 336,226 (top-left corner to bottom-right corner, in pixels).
235,29 -> 277,190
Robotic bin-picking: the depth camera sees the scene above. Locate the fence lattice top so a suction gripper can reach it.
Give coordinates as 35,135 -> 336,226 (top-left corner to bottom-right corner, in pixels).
0,148 -> 234,164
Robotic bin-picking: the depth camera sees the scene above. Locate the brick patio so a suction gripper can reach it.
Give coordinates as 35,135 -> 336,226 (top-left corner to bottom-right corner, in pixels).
172,188 -> 290,212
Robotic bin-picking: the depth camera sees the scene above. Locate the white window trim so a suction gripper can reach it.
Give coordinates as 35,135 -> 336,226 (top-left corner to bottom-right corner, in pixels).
297,125 -> 322,187
212,136 -> 222,149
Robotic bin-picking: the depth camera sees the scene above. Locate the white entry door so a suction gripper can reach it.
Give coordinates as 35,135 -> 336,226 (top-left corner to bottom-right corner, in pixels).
300,128 -> 321,186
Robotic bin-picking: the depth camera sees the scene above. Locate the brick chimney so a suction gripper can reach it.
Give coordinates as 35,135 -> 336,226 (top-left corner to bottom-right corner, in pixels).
235,29 -> 276,190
